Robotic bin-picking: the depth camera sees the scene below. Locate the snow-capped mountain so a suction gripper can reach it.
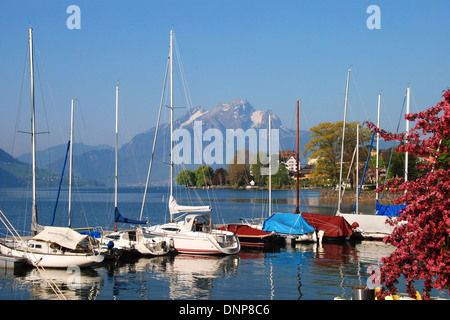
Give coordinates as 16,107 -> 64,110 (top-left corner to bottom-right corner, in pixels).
178,98 -> 289,134
116,98 -> 309,184
23,98 -> 310,186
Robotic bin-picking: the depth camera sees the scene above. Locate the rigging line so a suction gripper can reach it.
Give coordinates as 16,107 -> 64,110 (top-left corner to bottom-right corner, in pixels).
410,89 -> 420,114
140,57 -> 169,220
33,43 -> 51,133
173,34 -> 194,110
12,41 -> 30,158
380,94 -> 407,202
379,93 -> 394,131
74,171 -> 92,229
33,43 -> 51,146
0,210 -> 67,300
51,140 -> 70,226
72,99 -> 98,227
299,104 -> 311,132
174,42 -> 213,209
75,100 -> 97,191
340,144 -> 357,203
34,40 -> 65,150
349,71 -> 369,122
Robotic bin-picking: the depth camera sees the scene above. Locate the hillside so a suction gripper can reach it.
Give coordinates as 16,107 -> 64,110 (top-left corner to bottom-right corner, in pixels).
16,98 -> 310,186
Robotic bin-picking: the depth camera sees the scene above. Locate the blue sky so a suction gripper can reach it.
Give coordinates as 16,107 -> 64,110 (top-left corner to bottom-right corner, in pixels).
1,0 -> 449,156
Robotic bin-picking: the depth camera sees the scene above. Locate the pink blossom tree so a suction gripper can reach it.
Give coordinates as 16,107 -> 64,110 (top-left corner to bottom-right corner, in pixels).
367,89 -> 450,300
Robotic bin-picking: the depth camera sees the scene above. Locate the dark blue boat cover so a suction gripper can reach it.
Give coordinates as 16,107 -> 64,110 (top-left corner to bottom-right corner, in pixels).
114,207 -> 147,225
262,213 -> 315,235
375,200 -> 406,217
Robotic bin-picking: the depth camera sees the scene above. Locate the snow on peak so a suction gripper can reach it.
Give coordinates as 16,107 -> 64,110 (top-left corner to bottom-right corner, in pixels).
180,108 -> 207,128
251,110 -> 265,127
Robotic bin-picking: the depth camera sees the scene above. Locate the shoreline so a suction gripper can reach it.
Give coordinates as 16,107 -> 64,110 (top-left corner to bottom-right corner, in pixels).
185,186 -> 401,204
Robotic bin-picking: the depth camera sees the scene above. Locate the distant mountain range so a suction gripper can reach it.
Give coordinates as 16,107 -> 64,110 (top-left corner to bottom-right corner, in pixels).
4,98 -> 310,187
0,148 -> 30,187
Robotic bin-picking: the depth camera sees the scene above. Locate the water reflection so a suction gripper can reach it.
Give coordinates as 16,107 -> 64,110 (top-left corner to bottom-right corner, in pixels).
0,240 -> 431,300
141,254 -> 240,299
100,254 -> 240,300
284,241 -> 394,300
2,186 -> 448,300
17,267 -> 102,300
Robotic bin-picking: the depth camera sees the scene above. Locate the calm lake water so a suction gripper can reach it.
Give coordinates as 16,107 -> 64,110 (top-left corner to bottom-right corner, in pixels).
0,186 -> 447,301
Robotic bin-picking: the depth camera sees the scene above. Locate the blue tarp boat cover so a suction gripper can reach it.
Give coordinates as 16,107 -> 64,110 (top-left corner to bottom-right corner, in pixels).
262,213 -> 316,235
114,207 -> 147,225
376,200 -> 406,217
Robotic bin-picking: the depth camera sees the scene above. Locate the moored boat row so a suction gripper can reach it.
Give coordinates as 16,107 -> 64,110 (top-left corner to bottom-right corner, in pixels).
1,29 -> 405,272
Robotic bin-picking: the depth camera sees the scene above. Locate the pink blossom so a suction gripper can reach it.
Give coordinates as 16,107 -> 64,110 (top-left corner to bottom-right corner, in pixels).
367,89 -> 450,300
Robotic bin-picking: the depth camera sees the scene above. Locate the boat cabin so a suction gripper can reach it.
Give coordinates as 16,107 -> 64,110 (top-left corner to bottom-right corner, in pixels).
184,214 -> 212,233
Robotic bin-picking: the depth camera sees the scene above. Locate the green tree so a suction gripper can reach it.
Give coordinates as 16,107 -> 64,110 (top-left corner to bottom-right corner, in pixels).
251,151 -> 269,187
303,121 -> 372,189
388,149 -> 423,181
176,169 -> 196,187
268,164 -> 291,189
194,165 -> 214,186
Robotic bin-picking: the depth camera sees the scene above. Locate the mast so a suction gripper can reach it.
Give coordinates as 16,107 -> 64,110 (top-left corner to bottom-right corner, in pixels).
29,28 -> 39,235
115,84 -> 119,210
295,99 -> 300,214
114,84 -> 119,230
376,93 -> 381,201
405,86 -> 410,183
355,124 -> 359,214
337,68 -> 351,214
169,29 -> 174,222
68,99 -> 74,227
268,113 -> 272,216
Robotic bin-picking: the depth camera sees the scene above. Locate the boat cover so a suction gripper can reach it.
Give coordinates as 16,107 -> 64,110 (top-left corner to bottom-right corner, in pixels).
376,200 -> 406,217
301,212 -> 353,238
114,207 -> 147,225
33,226 -> 87,250
262,213 -> 315,235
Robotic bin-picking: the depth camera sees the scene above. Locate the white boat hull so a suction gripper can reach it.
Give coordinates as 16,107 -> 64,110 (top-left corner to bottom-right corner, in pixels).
281,231 -> 317,245
144,225 -> 240,255
337,213 -> 397,239
24,251 -> 104,268
100,229 -> 171,257
0,241 -> 104,268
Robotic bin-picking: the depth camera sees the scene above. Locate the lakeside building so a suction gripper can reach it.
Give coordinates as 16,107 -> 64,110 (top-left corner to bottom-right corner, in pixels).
278,150 -> 315,180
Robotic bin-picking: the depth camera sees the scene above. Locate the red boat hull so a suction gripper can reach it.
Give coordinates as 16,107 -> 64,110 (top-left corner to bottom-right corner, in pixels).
220,224 -> 283,248
301,212 -> 353,241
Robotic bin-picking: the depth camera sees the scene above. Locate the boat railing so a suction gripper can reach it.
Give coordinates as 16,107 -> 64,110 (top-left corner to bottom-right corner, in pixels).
210,231 -> 237,248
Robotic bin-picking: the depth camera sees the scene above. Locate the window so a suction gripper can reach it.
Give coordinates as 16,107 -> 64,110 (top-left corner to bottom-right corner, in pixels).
162,227 -> 180,232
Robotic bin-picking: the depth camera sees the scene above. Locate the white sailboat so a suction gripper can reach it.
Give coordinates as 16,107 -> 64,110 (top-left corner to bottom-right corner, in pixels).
142,29 -> 240,255
1,226 -> 104,268
99,85 -> 171,258
336,70 -> 405,239
0,28 -> 104,268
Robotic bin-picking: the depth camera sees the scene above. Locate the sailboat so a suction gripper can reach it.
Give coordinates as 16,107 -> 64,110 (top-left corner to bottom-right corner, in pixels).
336,72 -> 407,240
0,28 -> 104,268
142,30 -> 240,255
374,92 -> 406,218
98,85 -> 171,258
220,114 -> 284,248
260,99 -> 319,244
